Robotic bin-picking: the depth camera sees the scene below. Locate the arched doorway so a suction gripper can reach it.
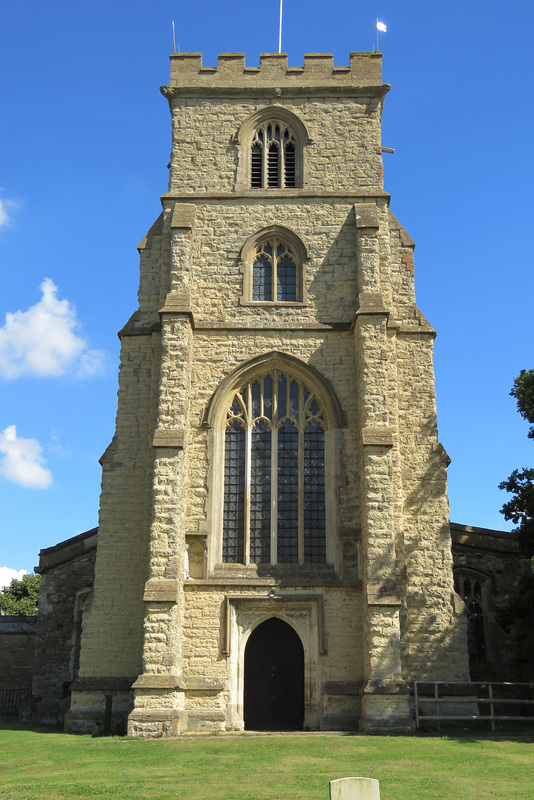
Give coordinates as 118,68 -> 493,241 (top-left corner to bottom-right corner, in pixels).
244,617 -> 304,731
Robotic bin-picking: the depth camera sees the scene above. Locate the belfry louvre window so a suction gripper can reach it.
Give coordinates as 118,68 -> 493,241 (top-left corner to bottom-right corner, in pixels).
251,122 -> 297,188
252,236 -> 297,302
222,372 -> 326,565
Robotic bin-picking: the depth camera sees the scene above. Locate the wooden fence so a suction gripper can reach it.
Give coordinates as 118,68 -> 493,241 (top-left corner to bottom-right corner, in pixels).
414,681 -> 534,731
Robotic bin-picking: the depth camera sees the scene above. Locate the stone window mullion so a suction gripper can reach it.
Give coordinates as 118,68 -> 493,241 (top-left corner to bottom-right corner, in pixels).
271,412 -> 279,566
273,240 -> 277,302
262,124 -> 268,188
297,383 -> 305,564
280,134 -> 285,188
244,384 -> 252,565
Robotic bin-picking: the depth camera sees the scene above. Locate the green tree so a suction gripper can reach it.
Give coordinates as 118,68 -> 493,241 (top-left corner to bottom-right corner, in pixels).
0,573 -> 41,615
500,369 -> 534,555
499,369 -> 534,678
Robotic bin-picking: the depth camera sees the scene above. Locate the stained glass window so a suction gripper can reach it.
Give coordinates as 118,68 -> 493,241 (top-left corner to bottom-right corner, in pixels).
222,371 -> 327,565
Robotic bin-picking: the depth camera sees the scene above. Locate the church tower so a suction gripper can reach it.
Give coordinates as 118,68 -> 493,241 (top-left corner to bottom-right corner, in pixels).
65,52 -> 470,736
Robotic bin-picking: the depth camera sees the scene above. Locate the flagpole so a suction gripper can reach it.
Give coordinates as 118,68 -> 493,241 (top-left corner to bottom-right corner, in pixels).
172,21 -> 176,53
376,18 -> 378,52
279,0 -> 283,53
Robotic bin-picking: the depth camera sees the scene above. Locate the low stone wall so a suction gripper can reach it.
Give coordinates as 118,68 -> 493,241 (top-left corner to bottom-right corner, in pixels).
33,528 -> 97,725
451,522 -> 529,681
0,616 -> 36,716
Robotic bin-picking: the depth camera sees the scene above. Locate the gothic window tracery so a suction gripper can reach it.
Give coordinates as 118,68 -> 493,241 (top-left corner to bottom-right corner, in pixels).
250,122 -> 297,189
252,236 -> 297,302
222,371 -> 326,566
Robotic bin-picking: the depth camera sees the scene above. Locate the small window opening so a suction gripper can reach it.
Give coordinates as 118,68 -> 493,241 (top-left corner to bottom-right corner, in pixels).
252,237 -> 298,302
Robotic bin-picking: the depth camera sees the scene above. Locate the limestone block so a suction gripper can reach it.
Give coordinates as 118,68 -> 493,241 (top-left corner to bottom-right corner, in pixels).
171,204 -> 196,229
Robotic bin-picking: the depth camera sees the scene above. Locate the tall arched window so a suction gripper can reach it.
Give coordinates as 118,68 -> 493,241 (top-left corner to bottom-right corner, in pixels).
222,370 -> 326,565
250,122 -> 297,189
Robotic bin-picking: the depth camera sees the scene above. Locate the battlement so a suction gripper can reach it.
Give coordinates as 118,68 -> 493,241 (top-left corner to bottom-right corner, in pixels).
168,52 -> 383,89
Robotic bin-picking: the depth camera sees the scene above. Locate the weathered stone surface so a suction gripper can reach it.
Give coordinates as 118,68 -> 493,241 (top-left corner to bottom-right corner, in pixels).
170,203 -> 196,229
30,529 -> 97,725
0,617 -> 36,717
64,51 -> 472,738
152,429 -> 185,448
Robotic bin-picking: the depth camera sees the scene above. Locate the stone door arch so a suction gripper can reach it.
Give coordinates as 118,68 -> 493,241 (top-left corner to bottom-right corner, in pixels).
244,617 -> 304,730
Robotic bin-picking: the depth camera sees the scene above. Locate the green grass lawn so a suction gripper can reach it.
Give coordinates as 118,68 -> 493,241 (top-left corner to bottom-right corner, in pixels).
1,723 -> 533,800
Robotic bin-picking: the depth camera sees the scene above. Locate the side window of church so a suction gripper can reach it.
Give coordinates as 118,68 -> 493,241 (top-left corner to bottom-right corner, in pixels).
223,371 -> 326,565
251,122 -> 297,188
252,236 -> 297,302
454,573 -> 486,662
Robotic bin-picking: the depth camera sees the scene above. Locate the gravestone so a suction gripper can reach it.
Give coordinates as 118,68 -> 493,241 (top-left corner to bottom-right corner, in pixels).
330,777 -> 380,800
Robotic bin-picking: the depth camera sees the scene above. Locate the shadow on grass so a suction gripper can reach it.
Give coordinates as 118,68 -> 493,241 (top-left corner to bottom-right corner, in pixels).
2,717 -> 534,744
415,722 -> 534,744
0,719 -> 66,735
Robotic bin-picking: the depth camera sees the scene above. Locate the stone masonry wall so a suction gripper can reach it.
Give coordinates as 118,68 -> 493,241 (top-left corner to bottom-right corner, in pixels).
33,529 -> 97,724
76,332 -> 157,679
0,617 -> 36,715
67,51 -> 471,736
168,97 -> 383,195
451,524 -> 530,680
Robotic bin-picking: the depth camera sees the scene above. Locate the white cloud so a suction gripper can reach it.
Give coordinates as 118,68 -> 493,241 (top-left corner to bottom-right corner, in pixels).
0,425 -> 53,488
0,278 -> 105,379
0,197 -> 17,229
0,567 -> 28,592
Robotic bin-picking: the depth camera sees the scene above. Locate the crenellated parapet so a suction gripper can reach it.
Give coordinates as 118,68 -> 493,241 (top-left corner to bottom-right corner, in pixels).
167,52 -> 384,90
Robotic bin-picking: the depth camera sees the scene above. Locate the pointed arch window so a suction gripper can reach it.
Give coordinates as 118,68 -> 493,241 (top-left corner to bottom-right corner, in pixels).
222,371 -> 326,565
241,227 -> 307,306
252,236 -> 297,302
250,122 -> 297,189
454,572 -> 487,662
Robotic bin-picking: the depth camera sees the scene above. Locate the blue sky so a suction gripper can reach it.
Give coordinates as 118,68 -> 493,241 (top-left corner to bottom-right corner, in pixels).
1,0 -> 533,581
